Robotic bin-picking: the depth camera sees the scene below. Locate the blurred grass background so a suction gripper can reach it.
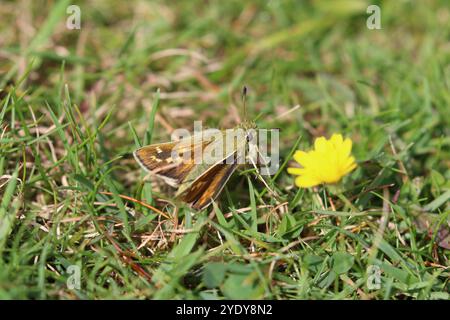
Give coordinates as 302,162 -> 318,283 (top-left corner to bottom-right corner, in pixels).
0,0 -> 449,299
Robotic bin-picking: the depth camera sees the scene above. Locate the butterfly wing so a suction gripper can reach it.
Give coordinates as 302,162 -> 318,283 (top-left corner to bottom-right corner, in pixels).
177,152 -> 239,210
133,137 -> 212,187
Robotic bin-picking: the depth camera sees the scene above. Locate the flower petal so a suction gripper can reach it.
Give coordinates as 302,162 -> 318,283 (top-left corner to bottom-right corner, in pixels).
343,156 -> 356,169
344,162 -> 357,175
287,133 -> 356,188
295,175 -> 321,188
287,167 -> 307,175
293,150 -> 313,167
343,157 -> 357,174
330,133 -> 343,147
342,138 -> 352,156
314,137 -> 329,153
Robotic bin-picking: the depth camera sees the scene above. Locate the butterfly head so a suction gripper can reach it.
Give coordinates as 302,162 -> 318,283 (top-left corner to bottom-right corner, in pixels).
237,120 -> 257,142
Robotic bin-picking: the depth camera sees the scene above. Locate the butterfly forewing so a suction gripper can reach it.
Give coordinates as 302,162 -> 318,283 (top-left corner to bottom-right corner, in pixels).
177,152 -> 239,210
133,136 -> 213,187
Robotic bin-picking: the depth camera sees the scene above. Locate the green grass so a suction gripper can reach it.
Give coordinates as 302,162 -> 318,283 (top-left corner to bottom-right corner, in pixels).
0,0 -> 449,299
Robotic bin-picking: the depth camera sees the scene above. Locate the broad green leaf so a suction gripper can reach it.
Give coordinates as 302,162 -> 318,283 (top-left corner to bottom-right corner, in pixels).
203,262 -> 227,288
332,252 -> 354,275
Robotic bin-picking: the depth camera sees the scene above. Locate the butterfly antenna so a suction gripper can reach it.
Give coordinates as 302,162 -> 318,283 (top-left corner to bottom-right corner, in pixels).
242,86 -> 248,122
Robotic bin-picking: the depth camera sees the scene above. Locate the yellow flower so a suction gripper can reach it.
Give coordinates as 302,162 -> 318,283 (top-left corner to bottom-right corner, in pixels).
287,133 -> 357,188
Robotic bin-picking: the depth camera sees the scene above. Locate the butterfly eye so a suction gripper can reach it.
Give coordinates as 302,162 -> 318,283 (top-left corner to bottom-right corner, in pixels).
246,132 -> 253,142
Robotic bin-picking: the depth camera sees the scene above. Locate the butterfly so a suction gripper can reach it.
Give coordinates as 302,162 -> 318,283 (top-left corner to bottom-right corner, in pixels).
134,88 -> 264,210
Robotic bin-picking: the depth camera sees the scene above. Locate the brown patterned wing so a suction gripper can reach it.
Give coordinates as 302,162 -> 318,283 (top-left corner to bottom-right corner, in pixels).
178,153 -> 239,210
133,138 -> 211,187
